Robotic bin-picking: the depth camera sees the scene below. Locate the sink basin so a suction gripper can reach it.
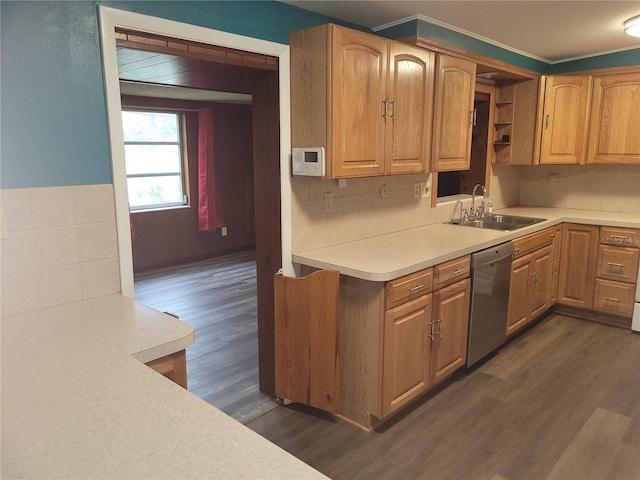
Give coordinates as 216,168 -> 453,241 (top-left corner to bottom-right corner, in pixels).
450,214 -> 546,231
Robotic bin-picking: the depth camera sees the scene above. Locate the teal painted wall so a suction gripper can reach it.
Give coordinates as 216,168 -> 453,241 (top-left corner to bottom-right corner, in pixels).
2,2 -> 638,189
0,1 -> 338,189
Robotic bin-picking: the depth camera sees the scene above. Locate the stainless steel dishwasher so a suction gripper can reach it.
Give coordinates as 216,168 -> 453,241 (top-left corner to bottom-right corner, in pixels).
467,241 -> 514,367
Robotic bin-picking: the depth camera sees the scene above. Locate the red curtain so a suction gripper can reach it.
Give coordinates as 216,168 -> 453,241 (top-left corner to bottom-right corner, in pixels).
197,107 -> 225,232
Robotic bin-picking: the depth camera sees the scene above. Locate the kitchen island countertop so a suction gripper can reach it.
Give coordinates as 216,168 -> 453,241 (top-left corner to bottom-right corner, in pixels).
1,294 -> 327,480
293,207 -> 640,281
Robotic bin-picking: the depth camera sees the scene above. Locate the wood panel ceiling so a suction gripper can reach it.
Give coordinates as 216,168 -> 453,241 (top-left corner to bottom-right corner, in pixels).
116,29 -> 278,95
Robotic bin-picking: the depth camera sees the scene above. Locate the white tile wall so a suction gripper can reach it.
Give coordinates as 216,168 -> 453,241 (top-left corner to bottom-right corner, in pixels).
1,185 -> 120,316
520,164 -> 640,214
291,164 -> 521,253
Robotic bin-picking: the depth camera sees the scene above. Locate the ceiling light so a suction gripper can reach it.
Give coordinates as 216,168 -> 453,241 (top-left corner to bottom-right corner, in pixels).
624,15 -> 640,37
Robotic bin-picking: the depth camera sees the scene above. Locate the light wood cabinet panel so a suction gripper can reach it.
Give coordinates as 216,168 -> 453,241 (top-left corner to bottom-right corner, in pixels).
557,223 -> 599,309
433,254 -> 471,290
431,278 -> 470,385
506,255 -> 532,336
290,24 -> 434,179
385,43 -> 434,174
331,26 -> 387,178
432,55 -> 476,171
528,246 -> 552,319
385,267 -> 433,309
506,245 -> 552,336
549,224 -> 563,305
146,350 -> 187,389
382,294 -> 432,416
512,226 -> 554,259
593,279 -> 635,317
587,71 -> 640,165
493,78 -> 539,165
537,75 -> 591,165
596,245 -> 640,284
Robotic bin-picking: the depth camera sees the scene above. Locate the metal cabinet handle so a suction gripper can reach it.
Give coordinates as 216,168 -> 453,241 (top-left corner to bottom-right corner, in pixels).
514,247 -> 520,254
436,318 -> 443,338
408,284 -> 425,293
609,235 -> 630,241
472,108 -> 477,126
451,268 -> 466,277
429,320 -> 435,341
382,100 -> 389,119
604,297 -> 620,302
607,262 -> 625,268
545,114 -> 551,129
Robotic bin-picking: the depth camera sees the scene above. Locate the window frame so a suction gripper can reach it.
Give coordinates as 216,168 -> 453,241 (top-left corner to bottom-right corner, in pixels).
121,108 -> 190,212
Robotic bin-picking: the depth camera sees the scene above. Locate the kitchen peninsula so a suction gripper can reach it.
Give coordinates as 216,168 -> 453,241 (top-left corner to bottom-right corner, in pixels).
1,294 -> 327,479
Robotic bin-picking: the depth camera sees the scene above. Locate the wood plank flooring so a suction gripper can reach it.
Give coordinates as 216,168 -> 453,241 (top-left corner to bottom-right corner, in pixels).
134,250 -> 277,423
247,314 -> 640,480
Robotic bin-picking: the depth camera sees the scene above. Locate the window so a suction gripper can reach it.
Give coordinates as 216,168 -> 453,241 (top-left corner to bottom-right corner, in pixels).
121,110 -> 188,210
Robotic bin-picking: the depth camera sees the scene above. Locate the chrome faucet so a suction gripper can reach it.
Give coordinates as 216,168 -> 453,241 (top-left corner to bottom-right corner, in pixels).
471,184 -> 487,217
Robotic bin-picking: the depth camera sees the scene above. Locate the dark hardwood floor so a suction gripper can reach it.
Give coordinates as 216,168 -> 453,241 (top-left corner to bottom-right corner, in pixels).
134,250 -> 277,423
247,314 -> 640,480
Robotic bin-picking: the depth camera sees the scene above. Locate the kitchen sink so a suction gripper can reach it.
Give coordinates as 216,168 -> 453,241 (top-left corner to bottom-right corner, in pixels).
450,214 -> 546,231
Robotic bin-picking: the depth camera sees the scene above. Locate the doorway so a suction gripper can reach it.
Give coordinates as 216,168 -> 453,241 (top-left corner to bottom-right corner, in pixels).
98,7 -> 292,405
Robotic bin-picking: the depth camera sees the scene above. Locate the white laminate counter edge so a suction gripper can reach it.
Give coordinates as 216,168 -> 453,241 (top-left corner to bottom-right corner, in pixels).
292,207 -> 640,282
1,294 -> 328,479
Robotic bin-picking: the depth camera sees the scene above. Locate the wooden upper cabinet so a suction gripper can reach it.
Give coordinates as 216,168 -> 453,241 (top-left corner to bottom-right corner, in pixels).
290,24 -> 434,179
587,71 -> 640,165
432,55 -> 476,172
537,75 -> 591,165
385,43 -> 434,174
331,26 -> 387,177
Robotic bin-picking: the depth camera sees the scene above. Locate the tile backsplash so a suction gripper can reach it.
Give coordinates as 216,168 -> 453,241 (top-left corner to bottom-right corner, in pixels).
520,164 -> 640,213
291,165 -> 521,252
1,185 -> 120,316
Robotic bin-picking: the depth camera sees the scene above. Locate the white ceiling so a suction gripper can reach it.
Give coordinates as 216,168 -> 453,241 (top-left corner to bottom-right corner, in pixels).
283,1 -> 640,63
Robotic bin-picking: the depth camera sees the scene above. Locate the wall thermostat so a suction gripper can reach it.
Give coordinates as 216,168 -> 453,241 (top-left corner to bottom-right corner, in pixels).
292,147 -> 325,177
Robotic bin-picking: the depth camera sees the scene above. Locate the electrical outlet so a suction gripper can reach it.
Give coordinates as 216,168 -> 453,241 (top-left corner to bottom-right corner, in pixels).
379,185 -> 388,198
420,181 -> 429,198
221,226 -> 228,236
323,192 -> 333,212
413,182 -> 420,199
548,172 -> 559,185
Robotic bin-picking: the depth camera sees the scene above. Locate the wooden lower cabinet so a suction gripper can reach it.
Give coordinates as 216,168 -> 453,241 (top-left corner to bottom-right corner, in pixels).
382,294 -> 432,417
506,245 -> 552,336
146,350 -> 187,389
431,278 -> 471,385
557,224 -> 599,309
549,225 -> 563,305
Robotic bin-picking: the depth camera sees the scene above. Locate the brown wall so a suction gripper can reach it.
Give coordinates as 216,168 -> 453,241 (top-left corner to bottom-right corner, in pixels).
128,99 -> 255,272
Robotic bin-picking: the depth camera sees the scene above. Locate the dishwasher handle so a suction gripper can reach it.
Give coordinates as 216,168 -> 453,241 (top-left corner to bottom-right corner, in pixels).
471,242 -> 514,268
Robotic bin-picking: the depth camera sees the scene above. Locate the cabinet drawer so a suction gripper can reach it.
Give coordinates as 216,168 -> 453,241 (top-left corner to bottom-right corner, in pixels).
600,226 -> 640,248
386,268 -> 433,309
512,227 -> 554,259
592,279 -> 635,317
596,245 -> 640,283
433,255 -> 470,290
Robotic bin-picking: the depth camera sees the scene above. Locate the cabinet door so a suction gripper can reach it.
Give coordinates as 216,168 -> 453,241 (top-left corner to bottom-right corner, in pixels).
557,223 -> 599,309
383,294 -> 432,417
431,55 -> 476,172
331,26 -> 387,178
529,245 -> 552,318
431,278 -> 470,385
587,71 -> 640,165
507,255 -> 532,336
539,75 -> 590,165
385,43 -> 434,174
549,225 -> 563,305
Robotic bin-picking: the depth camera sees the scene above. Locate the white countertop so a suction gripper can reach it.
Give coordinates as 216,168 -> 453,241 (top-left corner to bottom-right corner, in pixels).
1,294 -> 327,479
293,207 -> 640,281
